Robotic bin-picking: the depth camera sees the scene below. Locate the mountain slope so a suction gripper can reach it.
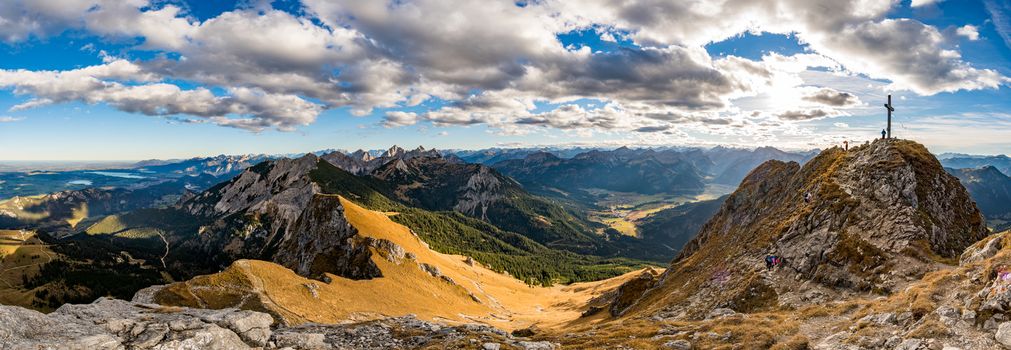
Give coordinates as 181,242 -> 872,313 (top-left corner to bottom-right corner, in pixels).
634,196 -> 727,259
367,154 -> 608,255
147,196 -> 645,329
606,139 -> 987,321
948,166 -> 1011,230
171,155 -> 644,285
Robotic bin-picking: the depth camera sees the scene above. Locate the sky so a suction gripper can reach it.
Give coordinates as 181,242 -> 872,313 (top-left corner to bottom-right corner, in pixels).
0,0 -> 1010,160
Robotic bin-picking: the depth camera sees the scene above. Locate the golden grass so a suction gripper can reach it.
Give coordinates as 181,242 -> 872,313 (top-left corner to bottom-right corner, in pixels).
601,217 -> 637,237
155,195 -> 652,331
0,230 -> 58,309
85,215 -> 127,234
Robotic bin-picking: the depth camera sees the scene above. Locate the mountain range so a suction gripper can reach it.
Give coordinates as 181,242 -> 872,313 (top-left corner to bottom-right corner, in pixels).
941,154 -> 1011,176
3,140 -> 1011,349
948,166 -> 1011,232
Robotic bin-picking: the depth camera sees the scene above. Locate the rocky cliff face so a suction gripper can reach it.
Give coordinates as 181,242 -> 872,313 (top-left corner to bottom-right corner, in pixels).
273,194 -> 380,280
173,155 -> 394,282
609,140 -> 988,320
454,166 -> 505,221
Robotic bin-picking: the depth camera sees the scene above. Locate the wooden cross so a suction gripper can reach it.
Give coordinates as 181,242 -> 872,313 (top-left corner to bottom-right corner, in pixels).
884,94 -> 895,139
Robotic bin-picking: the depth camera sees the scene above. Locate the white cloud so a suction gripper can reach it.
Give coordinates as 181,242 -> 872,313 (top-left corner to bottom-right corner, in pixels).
0,61 -> 323,131
802,87 -> 862,107
777,108 -> 846,121
0,0 -> 1006,138
956,25 -> 980,41
0,116 -> 24,122
383,111 -> 420,127
803,19 -> 1007,94
910,0 -> 940,7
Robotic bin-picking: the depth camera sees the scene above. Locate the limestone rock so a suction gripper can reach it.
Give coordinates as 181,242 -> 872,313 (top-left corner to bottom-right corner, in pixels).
997,322 -> 1011,348
0,298 -> 262,349
961,234 -> 1003,265
274,194 -> 380,280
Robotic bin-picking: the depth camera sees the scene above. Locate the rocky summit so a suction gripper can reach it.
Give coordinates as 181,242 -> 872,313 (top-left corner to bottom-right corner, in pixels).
560,139 -> 1006,349
648,139 -> 988,317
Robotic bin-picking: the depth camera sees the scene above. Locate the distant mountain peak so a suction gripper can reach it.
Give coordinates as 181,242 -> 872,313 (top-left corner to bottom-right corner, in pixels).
383,145 -> 406,158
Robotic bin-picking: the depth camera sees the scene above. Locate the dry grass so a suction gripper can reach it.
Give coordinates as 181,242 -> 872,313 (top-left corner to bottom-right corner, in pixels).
155,196 -> 649,330
0,230 -> 58,309
85,215 -> 128,234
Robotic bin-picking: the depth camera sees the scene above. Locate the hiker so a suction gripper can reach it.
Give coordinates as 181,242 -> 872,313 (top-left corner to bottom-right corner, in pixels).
881,129 -> 887,140
765,255 -> 775,270
843,140 -> 849,151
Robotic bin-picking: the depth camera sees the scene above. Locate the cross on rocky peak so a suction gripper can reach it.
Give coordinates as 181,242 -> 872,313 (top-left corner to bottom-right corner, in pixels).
884,94 -> 895,139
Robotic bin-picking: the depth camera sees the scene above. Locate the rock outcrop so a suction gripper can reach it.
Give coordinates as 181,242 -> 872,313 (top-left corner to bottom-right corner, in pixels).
0,298 -> 553,350
0,298 -> 272,349
274,194 -> 379,280
173,155 -> 393,281
454,166 -> 505,221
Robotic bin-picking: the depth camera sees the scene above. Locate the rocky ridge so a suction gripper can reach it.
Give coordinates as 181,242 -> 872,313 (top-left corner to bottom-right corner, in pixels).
173,154 -> 404,282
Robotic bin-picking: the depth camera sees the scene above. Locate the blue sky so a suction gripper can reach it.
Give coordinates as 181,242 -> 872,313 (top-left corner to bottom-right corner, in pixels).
1,0 -> 1010,160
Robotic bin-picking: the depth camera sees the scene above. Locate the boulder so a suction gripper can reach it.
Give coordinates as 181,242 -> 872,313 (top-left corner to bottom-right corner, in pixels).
997,322 -> 1011,348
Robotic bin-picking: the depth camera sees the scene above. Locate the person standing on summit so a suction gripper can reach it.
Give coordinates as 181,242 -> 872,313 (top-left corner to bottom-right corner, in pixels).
881,129 -> 887,140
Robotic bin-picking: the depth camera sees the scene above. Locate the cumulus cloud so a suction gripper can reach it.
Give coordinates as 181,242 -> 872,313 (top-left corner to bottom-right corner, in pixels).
956,25 -> 980,40
910,0 -> 940,7
803,19 -> 1007,94
634,125 -> 672,133
802,88 -> 861,106
383,111 -> 420,127
0,61 -> 323,131
0,0 -> 1006,137
777,109 -> 844,121
0,1 -> 195,47
552,0 -> 1006,95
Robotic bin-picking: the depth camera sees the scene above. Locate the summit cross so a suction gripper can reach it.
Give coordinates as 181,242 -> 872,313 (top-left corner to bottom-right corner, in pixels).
884,94 -> 895,139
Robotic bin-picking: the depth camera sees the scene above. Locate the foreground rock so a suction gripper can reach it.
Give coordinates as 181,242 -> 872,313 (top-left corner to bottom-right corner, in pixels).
0,298 -> 555,350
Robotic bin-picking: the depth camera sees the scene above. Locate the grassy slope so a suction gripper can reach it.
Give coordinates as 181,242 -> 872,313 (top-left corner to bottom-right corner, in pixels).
0,230 -> 57,310
154,197 -> 648,330
309,159 -> 651,285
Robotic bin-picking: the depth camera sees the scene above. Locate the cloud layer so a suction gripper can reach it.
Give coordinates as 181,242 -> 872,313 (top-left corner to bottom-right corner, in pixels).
0,0 -> 1006,135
